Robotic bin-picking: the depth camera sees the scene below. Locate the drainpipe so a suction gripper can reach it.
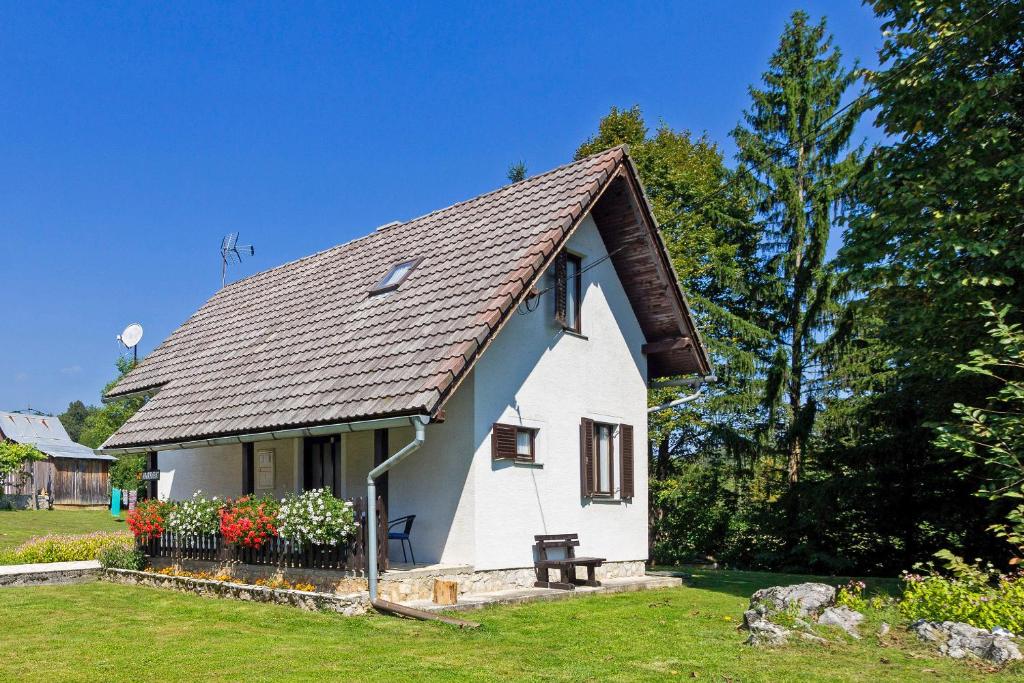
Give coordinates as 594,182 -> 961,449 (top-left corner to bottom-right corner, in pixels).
367,414 -> 429,602
647,375 -> 716,414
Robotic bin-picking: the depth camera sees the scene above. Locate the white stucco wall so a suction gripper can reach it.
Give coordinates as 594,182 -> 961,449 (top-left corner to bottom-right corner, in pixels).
467,213 -> 649,570
156,438 -> 297,501
386,375 -> 476,566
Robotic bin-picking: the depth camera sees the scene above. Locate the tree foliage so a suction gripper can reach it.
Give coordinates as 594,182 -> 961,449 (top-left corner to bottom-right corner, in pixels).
937,302 -> 1024,564
78,357 -> 145,449
733,10 -> 862,487
506,161 -> 527,183
0,441 -> 47,481
58,400 -> 98,443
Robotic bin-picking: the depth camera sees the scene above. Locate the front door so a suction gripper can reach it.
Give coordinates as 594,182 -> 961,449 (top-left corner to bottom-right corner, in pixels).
303,435 -> 341,496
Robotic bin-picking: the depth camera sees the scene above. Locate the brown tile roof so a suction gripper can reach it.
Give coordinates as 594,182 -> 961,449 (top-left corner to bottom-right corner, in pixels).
102,146 -> 709,449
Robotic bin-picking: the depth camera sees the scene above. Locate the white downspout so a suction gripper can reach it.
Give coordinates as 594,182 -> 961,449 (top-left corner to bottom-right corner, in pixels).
367,415 -> 429,601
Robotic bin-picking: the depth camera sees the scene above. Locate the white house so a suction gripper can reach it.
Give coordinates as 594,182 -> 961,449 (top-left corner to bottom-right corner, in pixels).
99,146 -> 712,585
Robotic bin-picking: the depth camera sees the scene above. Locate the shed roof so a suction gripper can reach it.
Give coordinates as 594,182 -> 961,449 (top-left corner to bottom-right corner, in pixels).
0,411 -> 114,461
102,146 -> 711,450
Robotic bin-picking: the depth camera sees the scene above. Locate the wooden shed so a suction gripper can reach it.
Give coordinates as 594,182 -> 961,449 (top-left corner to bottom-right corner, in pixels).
0,411 -> 115,507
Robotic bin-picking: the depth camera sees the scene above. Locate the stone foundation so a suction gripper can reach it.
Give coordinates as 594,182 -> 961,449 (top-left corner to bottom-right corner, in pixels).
102,568 -> 369,616
146,557 -> 369,594
377,560 -> 647,603
141,558 -> 648,603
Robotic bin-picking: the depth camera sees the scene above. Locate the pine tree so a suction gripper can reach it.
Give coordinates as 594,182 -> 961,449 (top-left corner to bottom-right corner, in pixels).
732,11 -> 862,488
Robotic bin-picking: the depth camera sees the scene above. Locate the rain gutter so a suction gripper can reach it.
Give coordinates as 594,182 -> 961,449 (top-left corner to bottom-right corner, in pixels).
95,415 -> 427,456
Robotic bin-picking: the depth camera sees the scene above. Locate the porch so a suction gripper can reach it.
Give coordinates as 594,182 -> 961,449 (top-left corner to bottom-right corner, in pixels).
149,422 -> 444,568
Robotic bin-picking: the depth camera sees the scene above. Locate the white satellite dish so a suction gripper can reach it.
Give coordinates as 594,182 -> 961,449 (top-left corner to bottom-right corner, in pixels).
119,323 -> 144,349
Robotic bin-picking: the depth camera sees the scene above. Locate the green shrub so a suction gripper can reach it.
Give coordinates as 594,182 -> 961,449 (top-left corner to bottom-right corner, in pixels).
97,544 -> 146,570
0,531 -> 134,565
899,556 -> 1024,634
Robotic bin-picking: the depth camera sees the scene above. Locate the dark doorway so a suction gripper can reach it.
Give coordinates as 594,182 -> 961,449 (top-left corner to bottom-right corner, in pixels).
303,435 -> 341,496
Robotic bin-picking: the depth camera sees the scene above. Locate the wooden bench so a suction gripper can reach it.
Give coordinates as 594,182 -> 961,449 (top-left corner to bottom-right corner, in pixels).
533,533 -> 605,590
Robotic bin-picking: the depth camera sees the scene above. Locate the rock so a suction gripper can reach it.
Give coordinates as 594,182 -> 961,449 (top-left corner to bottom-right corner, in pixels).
878,622 -> 890,637
748,583 -> 836,618
744,614 -> 790,646
910,620 -> 1023,667
800,632 -> 828,645
817,605 -> 864,639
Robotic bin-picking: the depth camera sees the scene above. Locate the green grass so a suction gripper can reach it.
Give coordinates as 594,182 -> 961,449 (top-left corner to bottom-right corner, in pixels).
0,509 -> 126,551
1,569 -> 1018,681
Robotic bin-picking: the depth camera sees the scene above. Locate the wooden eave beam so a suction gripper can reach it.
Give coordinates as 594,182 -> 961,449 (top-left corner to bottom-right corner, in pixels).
641,336 -> 693,355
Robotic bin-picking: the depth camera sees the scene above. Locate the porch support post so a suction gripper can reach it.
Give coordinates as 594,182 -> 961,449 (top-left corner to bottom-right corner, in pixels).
373,428 -> 389,512
146,451 -> 158,500
242,442 -> 254,495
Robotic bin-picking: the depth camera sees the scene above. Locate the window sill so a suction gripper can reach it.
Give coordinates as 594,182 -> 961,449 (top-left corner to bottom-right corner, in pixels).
561,329 -> 589,341
513,460 -> 543,469
492,458 -> 543,469
587,496 -> 630,505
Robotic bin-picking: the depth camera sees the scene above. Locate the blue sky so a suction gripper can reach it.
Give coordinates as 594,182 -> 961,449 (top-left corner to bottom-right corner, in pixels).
0,2 -> 883,414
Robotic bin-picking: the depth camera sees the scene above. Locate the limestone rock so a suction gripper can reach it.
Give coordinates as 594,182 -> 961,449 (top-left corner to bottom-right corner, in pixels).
817,605 -> 864,639
748,583 -> 836,618
799,632 -> 828,645
910,620 -> 1022,667
744,612 -> 790,646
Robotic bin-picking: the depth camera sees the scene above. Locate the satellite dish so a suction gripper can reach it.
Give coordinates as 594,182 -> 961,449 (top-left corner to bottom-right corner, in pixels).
119,323 -> 144,349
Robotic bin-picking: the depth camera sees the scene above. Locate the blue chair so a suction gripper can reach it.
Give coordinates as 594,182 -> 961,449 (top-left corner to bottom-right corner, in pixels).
388,515 -> 416,564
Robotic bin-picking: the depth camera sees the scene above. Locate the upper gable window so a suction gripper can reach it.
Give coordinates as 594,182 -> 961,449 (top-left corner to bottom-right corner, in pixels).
554,251 -> 582,333
370,257 -> 421,294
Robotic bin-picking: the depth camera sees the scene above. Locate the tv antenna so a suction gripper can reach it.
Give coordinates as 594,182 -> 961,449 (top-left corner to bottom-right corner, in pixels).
117,322 -> 144,364
220,232 -> 255,288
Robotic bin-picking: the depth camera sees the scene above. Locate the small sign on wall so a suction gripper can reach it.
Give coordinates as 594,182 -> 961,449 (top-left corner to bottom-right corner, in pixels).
140,470 -> 161,482
256,449 -> 274,490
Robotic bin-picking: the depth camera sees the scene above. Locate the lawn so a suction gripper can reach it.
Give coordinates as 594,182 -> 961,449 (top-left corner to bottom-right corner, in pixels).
0,509 -> 126,551
1,569 -> 1017,682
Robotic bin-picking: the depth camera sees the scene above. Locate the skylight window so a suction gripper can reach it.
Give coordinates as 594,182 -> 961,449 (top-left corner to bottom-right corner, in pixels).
370,257 -> 421,294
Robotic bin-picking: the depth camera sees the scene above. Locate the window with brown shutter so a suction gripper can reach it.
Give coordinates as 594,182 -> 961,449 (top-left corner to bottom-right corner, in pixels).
580,417 -> 595,496
492,423 -> 536,462
620,423 -> 635,499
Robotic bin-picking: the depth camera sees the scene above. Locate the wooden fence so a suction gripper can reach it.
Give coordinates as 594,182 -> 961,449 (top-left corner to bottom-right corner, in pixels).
139,496 -> 388,574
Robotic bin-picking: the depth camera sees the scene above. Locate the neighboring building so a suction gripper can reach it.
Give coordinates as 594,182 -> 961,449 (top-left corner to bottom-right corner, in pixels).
98,146 -> 712,574
0,411 -> 115,507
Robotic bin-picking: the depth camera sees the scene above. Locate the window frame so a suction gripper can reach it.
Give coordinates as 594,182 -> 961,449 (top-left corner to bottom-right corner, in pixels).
370,257 -> 423,295
564,253 -> 583,333
592,422 -> 615,495
513,426 -> 537,462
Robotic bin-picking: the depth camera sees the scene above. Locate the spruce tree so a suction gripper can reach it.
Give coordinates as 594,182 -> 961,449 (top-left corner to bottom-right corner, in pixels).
732,11 -> 862,488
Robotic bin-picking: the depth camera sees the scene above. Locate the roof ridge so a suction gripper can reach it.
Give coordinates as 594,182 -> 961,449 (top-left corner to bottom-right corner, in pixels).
219,145 -> 627,291
378,145 -> 627,232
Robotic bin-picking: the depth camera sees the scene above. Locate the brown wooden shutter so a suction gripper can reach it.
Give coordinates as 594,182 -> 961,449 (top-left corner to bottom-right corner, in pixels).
580,417 -> 595,497
554,251 -> 567,326
491,423 -> 518,460
619,423 -> 635,499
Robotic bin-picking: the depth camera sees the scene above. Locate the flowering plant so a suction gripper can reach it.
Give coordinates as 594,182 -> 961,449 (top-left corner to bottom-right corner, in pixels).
168,491 -> 222,535
127,499 -> 172,541
277,488 -> 356,546
900,557 -> 1024,634
220,496 -> 279,548
835,579 -> 868,611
